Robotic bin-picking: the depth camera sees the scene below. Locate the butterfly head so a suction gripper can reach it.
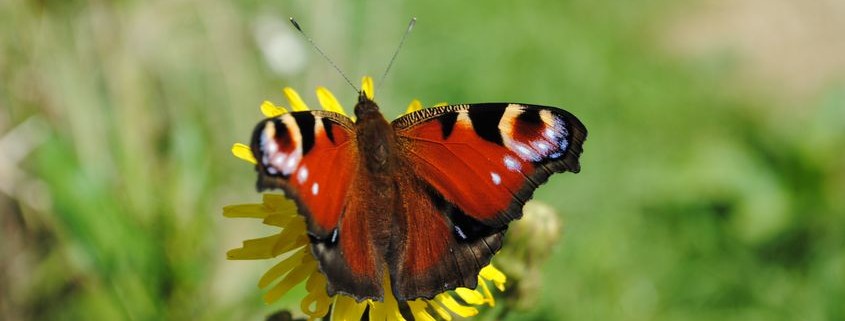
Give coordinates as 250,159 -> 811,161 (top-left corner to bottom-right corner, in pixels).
354,92 -> 381,119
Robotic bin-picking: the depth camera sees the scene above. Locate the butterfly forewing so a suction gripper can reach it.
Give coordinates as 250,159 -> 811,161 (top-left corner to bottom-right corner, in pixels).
394,103 -> 586,226
252,110 -> 358,235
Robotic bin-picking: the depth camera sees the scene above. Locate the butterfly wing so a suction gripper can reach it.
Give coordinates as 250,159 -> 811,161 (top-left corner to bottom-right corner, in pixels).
394,103 -> 586,226
390,103 -> 586,299
251,110 -> 383,299
391,172 -> 506,300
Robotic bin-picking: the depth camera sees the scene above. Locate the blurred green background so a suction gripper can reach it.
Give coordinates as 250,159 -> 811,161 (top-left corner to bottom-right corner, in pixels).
2,0 -> 844,320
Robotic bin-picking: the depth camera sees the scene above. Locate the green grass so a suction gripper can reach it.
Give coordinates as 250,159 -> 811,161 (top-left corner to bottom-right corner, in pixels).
1,0 -> 843,320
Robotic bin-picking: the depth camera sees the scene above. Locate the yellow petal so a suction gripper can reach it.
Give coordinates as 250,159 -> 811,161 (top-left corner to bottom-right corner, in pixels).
405,99 -> 423,114
276,216 -> 305,237
316,86 -> 346,115
332,296 -> 368,321
231,143 -> 257,164
477,278 -> 496,307
300,271 -> 331,319
433,102 -> 448,107
361,76 -> 374,99
226,234 -> 281,260
426,299 -> 453,321
480,265 -> 507,291
263,259 -> 318,303
301,291 -> 330,321
454,288 -> 486,305
408,300 -> 437,321
272,235 -> 308,256
368,272 -> 405,321
223,195 -> 296,220
434,293 -> 478,317
222,204 -> 270,219
258,247 -> 308,288
283,87 -> 310,111
330,296 -> 351,321
262,194 -> 296,212
271,221 -> 308,256
305,269 -> 328,293
261,100 -> 288,117
368,300 -> 389,321
262,213 -> 294,227
370,302 -> 405,321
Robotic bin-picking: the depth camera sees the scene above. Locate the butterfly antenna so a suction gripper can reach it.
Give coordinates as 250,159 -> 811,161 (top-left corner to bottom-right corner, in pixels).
289,17 -> 359,93
377,17 -> 416,91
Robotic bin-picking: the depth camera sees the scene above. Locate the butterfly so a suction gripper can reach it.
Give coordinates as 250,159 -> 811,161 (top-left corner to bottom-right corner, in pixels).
250,91 -> 587,302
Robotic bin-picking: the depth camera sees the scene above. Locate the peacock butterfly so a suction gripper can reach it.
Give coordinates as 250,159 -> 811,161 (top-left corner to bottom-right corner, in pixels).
250,91 -> 586,302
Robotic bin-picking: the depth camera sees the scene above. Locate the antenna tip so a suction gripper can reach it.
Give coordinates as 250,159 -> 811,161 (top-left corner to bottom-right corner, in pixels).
289,17 -> 302,31
408,17 -> 417,30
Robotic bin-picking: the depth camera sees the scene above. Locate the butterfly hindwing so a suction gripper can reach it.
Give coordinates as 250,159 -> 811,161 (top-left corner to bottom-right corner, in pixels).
251,110 -> 384,299
391,172 -> 505,300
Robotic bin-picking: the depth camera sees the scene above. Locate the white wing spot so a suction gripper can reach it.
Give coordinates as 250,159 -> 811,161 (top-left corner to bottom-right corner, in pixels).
284,157 -> 298,173
311,182 -> 319,195
272,155 -> 286,167
490,172 -> 502,185
517,144 -> 531,156
455,226 -> 468,239
513,142 -> 540,161
544,127 -> 557,140
534,141 -> 551,153
517,144 -> 532,158
297,165 -> 309,184
504,155 -> 521,172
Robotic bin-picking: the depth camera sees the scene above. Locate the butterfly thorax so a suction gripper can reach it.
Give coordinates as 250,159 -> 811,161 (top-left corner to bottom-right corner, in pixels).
354,95 -> 398,175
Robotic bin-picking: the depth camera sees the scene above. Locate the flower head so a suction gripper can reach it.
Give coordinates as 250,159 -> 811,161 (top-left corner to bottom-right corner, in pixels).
226,77 -> 507,320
